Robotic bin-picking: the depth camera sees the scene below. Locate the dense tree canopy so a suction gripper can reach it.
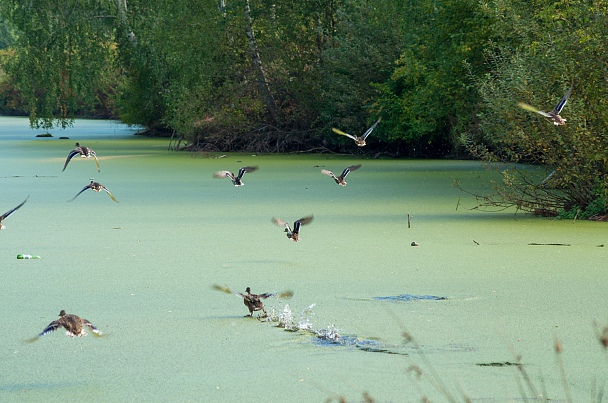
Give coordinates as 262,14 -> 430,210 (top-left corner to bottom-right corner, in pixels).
1,0 -> 607,217
463,0 -> 608,218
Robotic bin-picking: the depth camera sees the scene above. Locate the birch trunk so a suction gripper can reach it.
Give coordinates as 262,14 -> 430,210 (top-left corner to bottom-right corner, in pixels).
243,0 -> 280,123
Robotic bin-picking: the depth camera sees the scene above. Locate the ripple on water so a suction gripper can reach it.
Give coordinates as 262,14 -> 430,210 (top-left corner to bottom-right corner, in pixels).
373,294 -> 447,302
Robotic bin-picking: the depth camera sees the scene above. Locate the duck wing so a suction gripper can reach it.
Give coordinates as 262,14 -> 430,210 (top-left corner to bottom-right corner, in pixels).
320,169 -> 337,180
292,215 -> 313,234
362,118 -> 381,140
213,171 -> 235,181
82,319 -> 104,337
1,196 -> 28,221
26,320 -> 62,342
272,217 -> 292,232
91,152 -> 100,173
517,102 -> 553,118
62,149 -> 82,172
261,290 -> 294,299
68,184 -> 92,202
295,215 -> 314,227
340,164 -> 361,179
552,85 -> 573,115
212,284 -> 247,299
332,128 -> 358,141
101,186 -> 118,203
237,166 -> 258,180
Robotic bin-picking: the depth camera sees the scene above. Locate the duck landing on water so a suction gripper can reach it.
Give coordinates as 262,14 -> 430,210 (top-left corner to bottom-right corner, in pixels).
26,310 -> 104,342
213,285 -> 293,318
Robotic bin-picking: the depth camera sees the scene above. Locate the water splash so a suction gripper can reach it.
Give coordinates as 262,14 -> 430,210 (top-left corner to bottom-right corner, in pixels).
265,303 -> 408,355
314,323 -> 342,344
267,303 -> 316,331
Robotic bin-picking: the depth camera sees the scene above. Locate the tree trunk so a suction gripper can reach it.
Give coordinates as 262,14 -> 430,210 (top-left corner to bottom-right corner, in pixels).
243,0 -> 280,123
116,0 -> 137,45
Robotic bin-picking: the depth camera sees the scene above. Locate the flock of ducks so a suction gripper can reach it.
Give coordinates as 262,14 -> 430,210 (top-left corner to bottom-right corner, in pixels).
12,124 -> 380,338
20,142 -> 117,340
8,92 -> 574,336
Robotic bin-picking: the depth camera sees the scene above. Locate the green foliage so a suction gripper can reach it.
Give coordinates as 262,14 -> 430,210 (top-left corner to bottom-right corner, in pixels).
465,0 -> 608,218
373,0 -> 497,156
315,1 -> 403,150
1,0 -> 607,206
558,196 -> 608,220
0,0 -> 119,128
0,18 -> 17,49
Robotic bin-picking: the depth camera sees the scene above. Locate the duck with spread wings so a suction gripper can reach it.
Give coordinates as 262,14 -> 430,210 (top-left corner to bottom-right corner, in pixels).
213,285 -> 293,318
321,164 -> 361,186
62,143 -> 100,172
213,166 -> 258,186
69,180 -> 118,203
332,118 -> 381,147
27,310 -> 104,342
0,196 -> 28,230
518,86 -> 573,126
272,215 -> 314,242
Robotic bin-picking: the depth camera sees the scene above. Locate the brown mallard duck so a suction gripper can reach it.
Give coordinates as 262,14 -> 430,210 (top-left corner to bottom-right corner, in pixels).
518,85 -> 573,126
0,196 -> 28,230
213,285 -> 293,318
272,215 -> 314,242
321,164 -> 361,186
27,310 -> 104,342
69,180 -> 118,203
332,118 -> 381,147
213,166 -> 258,186
62,143 -> 100,172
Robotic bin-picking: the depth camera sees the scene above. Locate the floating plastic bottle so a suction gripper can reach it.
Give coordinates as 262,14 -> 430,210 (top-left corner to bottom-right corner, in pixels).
17,254 -> 41,259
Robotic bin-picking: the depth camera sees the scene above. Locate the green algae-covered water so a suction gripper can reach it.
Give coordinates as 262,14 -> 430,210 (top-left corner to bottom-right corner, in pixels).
1,117 -> 607,402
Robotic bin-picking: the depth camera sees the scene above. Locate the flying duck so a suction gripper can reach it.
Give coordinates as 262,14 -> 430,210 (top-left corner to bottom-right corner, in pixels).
0,196 -> 28,230
69,180 -> 118,203
518,85 -> 573,126
213,285 -> 293,318
62,143 -> 100,172
272,215 -> 314,242
332,118 -> 381,147
27,310 -> 104,342
213,166 -> 258,186
321,164 -> 361,186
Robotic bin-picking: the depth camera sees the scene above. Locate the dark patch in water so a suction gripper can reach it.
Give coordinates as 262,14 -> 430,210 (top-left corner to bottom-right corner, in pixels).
312,333 -> 408,356
373,294 -> 447,302
476,361 -> 520,367
1,175 -> 57,178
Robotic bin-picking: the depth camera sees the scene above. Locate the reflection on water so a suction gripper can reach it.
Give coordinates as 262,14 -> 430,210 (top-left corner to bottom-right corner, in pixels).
0,116 -> 142,141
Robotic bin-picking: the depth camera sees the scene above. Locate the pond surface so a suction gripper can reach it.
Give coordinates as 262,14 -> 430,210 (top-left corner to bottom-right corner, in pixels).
1,116 -> 607,402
